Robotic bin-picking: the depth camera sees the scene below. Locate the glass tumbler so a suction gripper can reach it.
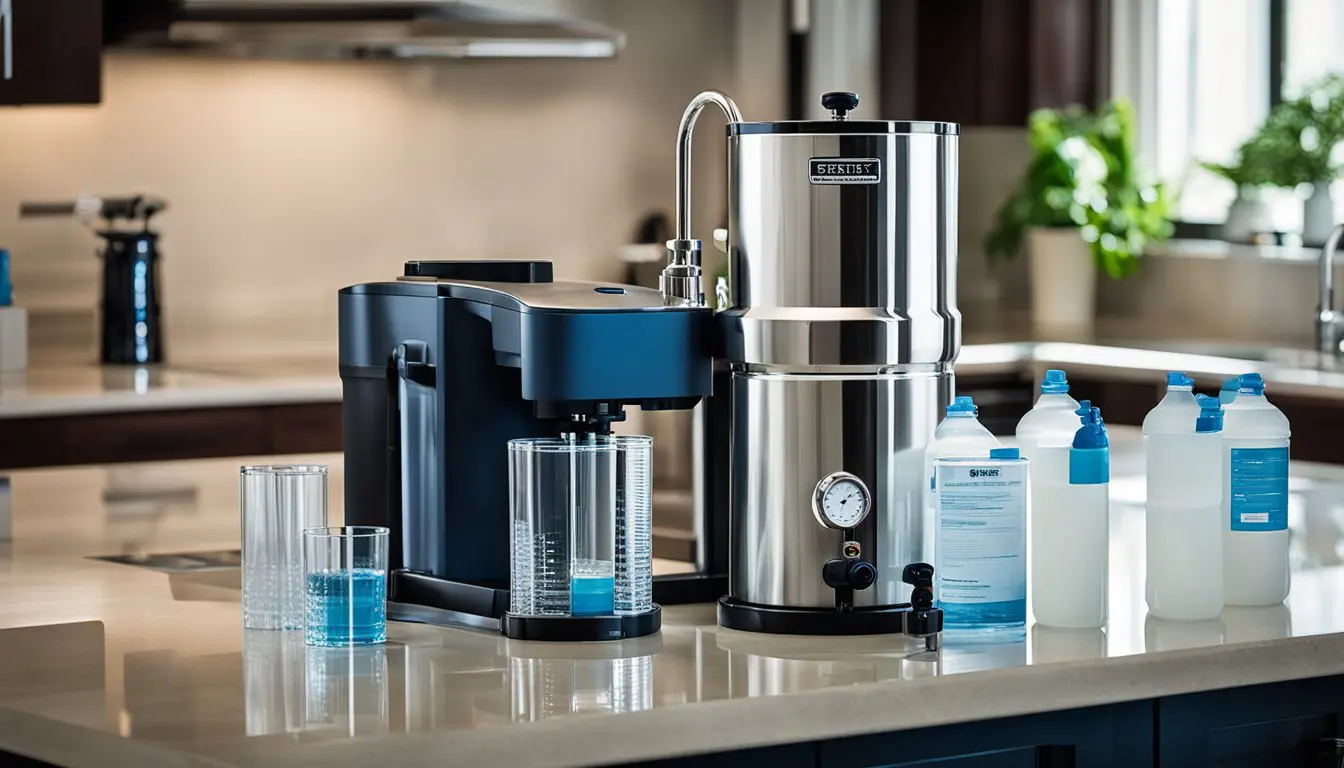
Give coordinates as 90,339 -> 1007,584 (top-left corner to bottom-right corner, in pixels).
241,465 -> 328,630
303,526 -> 389,647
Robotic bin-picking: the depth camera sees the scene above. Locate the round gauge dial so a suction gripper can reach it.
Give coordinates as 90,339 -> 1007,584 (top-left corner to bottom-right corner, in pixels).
812,472 -> 872,530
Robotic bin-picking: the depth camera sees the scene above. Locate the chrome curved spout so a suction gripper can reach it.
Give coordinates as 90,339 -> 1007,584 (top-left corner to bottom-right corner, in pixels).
1319,223 -> 1344,355
660,90 -> 742,307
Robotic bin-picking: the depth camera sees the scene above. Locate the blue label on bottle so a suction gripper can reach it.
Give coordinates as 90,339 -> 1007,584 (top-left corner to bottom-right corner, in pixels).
1229,447 -> 1288,532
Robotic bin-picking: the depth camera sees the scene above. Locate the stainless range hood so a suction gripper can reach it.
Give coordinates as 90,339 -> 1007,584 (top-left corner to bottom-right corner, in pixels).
108,0 -> 625,60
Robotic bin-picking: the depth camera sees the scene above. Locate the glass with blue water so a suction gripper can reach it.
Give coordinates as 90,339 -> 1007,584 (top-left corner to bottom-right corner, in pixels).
509,435 -> 653,622
303,526 -> 389,647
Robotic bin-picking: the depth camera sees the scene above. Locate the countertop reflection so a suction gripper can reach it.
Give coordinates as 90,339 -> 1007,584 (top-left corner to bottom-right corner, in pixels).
3,438 -> 1344,767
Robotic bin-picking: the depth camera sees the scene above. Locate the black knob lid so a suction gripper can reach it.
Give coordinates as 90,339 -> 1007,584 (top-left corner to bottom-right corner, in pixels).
902,562 -> 935,589
821,91 -> 859,119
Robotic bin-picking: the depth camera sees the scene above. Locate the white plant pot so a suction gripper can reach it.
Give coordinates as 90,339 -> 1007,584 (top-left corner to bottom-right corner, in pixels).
1303,183 -> 1335,246
1027,228 -> 1097,339
1221,192 -> 1273,243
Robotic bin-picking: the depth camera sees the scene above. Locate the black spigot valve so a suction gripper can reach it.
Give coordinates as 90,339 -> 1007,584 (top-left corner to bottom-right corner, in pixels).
821,91 -> 859,120
823,558 -> 877,590
902,562 -> 936,611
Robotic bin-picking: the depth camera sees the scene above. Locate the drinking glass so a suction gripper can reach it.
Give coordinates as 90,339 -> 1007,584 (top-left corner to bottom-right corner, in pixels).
303,526 -> 389,646
240,465 -> 328,630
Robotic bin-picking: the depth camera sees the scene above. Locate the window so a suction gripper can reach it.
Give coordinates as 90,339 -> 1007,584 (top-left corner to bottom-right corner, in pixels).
1126,0 -> 1344,232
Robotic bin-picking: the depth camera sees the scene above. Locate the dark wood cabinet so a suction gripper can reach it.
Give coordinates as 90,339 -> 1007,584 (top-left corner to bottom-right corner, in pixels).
624,676 -> 1344,767
0,0 -> 102,106
881,0 -> 1098,126
1157,676 -> 1344,766
0,402 -> 343,470
816,702 -> 1154,768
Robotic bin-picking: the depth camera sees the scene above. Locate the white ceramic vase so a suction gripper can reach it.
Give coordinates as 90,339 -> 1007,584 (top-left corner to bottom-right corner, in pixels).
1221,189 -> 1273,243
1027,227 -> 1096,339
1303,183 -> 1335,246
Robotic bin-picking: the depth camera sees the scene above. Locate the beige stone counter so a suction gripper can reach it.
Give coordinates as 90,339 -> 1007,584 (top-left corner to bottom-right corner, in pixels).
0,432 -> 1343,766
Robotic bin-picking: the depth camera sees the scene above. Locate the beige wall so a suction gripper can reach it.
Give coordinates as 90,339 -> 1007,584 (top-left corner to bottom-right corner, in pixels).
0,0 -> 752,366
957,128 -> 1034,328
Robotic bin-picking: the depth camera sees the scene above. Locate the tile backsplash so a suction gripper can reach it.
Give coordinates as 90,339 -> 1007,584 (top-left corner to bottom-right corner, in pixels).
0,0 -> 752,366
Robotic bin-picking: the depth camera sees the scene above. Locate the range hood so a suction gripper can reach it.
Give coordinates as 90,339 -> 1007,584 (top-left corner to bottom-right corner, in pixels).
107,0 -> 626,60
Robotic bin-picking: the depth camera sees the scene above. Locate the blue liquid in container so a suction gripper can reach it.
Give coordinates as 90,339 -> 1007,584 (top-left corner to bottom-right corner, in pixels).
305,568 -> 387,646
571,576 -> 615,616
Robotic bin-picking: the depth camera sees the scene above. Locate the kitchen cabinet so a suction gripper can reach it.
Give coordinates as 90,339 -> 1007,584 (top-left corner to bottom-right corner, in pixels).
880,0 -> 1098,126
1157,676 -> 1344,765
0,402 -> 342,470
0,0 -> 102,106
624,677 -> 1344,766
816,701 -> 1153,768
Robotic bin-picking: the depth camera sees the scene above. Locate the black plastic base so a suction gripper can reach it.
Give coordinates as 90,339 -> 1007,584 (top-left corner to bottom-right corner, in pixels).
651,573 -> 728,606
387,569 -> 721,631
388,569 -> 509,618
718,596 -> 943,639
502,605 -> 661,641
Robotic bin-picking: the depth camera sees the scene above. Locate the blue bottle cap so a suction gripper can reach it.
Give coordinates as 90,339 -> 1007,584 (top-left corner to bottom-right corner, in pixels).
1194,393 -> 1223,433
1070,401 -> 1110,484
1219,377 -> 1240,404
989,447 -> 1020,460
946,395 -> 977,416
1238,373 -> 1265,395
0,249 -> 11,308
1071,401 -> 1109,449
1166,371 -> 1193,389
1040,369 -> 1069,394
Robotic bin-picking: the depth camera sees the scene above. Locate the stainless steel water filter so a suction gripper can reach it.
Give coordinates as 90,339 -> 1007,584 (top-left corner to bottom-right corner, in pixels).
667,90 -> 955,638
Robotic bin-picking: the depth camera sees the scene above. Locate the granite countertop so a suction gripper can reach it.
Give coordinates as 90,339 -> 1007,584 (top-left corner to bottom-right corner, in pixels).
0,364 -> 341,418
2,431 -> 1344,766
958,340 -> 1344,398
6,338 -> 1344,421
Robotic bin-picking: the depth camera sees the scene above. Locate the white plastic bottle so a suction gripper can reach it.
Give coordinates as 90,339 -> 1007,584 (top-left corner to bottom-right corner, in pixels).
1020,369 -> 1082,624
924,396 -> 1001,561
1032,401 -> 1109,629
1222,373 -> 1291,606
1146,394 -> 1224,620
1141,371 -> 1200,609
1016,368 -> 1082,485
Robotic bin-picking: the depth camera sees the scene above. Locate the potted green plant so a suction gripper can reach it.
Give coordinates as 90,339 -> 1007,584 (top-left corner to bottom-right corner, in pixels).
985,100 -> 1172,337
1245,75 -> 1344,245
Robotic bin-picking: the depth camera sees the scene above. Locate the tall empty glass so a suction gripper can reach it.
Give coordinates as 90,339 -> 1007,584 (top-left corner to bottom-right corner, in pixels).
509,435 -> 653,619
304,526 -> 389,646
241,465 -> 328,630
614,436 -> 653,616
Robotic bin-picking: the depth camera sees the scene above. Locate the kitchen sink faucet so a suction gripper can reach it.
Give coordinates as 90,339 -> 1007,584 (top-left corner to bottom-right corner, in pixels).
1320,223 -> 1344,355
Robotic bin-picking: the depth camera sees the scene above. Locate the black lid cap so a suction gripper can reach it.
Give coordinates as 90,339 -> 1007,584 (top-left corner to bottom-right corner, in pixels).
821,91 -> 859,119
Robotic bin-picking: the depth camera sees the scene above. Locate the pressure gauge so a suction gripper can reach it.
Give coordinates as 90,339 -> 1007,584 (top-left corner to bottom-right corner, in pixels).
811,472 -> 871,530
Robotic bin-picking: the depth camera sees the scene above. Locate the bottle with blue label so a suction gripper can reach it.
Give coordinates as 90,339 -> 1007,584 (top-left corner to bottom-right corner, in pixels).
934,446 -> 1027,638
1032,401 -> 1109,629
1221,373 -> 1291,606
